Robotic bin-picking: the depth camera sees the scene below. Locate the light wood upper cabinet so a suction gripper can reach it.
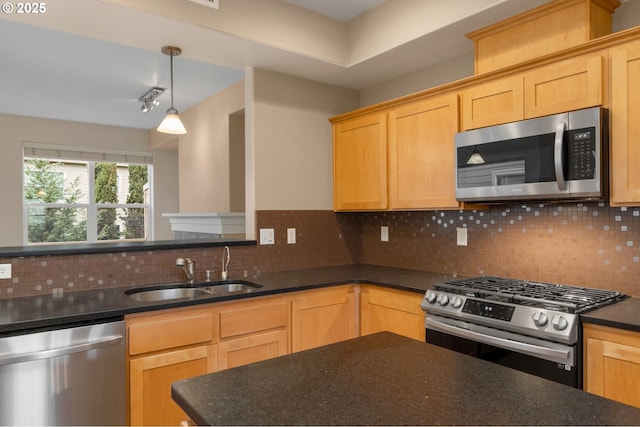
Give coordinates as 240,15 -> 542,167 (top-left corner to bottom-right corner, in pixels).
360,285 -> 425,341
333,113 -> 388,211
610,39 -> 640,206
461,76 -> 524,130
584,323 -> 640,408
461,53 -> 604,131
388,94 -> 460,209
523,53 -> 604,119
290,285 -> 357,352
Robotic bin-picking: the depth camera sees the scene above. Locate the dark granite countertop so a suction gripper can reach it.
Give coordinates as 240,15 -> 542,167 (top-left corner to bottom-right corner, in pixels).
581,297 -> 640,332
0,264 -> 456,335
171,331 -> 640,426
0,238 -> 255,258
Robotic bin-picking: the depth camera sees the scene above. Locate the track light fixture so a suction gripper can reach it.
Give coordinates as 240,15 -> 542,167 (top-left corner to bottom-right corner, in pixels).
157,45 -> 187,135
138,87 -> 165,113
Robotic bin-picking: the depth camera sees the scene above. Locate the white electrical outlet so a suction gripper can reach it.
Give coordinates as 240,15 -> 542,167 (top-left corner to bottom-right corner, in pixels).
381,226 -> 389,242
259,228 -> 275,245
456,227 -> 468,246
287,228 -> 296,244
0,264 -> 12,279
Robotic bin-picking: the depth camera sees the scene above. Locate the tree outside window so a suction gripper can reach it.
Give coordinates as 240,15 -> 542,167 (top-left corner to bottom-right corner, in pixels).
24,156 -> 151,245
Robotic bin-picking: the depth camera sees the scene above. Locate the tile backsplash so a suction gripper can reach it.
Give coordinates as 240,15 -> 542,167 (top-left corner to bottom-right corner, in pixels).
0,211 -> 359,298
2,204 -> 640,298
355,202 -> 640,296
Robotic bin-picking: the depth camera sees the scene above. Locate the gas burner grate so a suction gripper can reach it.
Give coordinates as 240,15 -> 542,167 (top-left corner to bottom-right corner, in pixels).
436,276 -> 624,313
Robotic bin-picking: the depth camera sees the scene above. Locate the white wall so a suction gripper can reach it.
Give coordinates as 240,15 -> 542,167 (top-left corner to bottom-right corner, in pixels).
251,69 -> 359,210
0,113 -> 178,246
243,68 -> 359,238
360,1 -> 640,106
155,80 -> 245,214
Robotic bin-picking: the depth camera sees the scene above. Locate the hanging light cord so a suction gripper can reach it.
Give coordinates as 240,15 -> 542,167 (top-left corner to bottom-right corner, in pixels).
169,51 -> 175,109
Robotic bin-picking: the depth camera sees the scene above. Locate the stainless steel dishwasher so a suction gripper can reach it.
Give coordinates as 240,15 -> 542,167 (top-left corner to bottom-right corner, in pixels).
0,319 -> 126,426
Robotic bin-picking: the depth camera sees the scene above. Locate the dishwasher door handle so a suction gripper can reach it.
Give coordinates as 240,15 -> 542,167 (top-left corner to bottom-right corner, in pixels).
0,334 -> 123,366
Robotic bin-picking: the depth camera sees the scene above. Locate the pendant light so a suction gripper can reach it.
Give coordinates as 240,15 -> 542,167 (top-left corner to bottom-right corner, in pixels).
466,145 -> 485,164
157,46 -> 187,134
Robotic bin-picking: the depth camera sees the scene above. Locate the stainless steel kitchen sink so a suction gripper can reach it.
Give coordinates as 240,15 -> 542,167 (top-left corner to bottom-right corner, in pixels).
125,281 -> 262,302
201,282 -> 261,295
126,286 -> 208,302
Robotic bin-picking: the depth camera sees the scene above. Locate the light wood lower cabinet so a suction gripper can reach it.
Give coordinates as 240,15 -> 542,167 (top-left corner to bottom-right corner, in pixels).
218,329 -> 288,370
360,285 -> 425,341
126,306 -> 216,426
584,323 -> 640,408
129,345 -> 216,426
127,284 -> 427,424
290,285 -> 357,352
216,297 -> 289,370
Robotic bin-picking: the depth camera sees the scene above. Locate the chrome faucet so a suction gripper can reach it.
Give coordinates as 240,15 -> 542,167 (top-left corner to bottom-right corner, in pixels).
176,257 -> 195,284
221,246 -> 230,280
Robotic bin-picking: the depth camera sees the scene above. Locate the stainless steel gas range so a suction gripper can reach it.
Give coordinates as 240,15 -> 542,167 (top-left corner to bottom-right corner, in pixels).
421,276 -> 625,388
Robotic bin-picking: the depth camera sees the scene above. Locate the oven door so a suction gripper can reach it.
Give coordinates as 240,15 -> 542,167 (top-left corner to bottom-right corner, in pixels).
425,314 -> 579,388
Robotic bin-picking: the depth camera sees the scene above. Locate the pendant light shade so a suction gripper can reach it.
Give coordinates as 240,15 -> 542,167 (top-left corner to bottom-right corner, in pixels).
466,145 -> 485,164
157,46 -> 187,135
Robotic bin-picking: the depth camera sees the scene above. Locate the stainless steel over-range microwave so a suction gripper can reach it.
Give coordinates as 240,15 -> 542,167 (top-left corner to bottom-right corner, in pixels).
455,107 -> 608,202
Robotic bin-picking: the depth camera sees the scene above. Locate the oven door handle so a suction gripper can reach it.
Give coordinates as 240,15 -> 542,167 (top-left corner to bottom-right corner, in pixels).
425,315 -> 574,365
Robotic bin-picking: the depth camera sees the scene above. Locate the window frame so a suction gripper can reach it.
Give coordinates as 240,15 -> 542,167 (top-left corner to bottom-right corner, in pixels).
22,143 -> 154,245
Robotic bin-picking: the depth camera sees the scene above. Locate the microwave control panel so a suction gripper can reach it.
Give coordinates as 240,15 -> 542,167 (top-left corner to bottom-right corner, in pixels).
567,127 -> 596,180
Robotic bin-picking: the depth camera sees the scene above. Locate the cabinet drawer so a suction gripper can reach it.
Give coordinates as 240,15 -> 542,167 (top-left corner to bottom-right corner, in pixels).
127,309 -> 214,355
218,301 -> 288,339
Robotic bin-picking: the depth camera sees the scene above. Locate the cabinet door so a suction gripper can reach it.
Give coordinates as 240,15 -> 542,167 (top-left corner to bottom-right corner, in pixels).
129,345 -> 217,426
524,53 -> 603,119
461,76 -> 524,130
388,94 -> 460,209
360,285 -> 425,341
218,329 -> 288,370
290,286 -> 357,352
610,40 -> 640,205
584,324 -> 640,408
333,113 -> 388,211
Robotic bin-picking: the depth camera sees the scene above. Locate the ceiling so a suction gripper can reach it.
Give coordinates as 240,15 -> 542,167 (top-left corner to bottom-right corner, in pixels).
0,0 -> 550,130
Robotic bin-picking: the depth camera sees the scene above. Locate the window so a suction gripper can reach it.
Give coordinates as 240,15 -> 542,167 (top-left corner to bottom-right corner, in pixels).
23,143 -> 153,245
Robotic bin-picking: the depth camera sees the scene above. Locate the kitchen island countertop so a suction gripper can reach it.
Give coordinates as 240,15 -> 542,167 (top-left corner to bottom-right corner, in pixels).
171,331 -> 640,426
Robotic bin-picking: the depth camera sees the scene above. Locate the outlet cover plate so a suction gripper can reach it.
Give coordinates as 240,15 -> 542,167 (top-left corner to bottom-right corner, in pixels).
287,228 -> 296,244
456,227 -> 468,246
260,228 -> 275,245
381,226 -> 389,242
0,264 -> 11,279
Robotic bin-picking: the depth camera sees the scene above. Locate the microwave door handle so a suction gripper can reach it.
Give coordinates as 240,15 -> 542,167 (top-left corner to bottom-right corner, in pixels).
554,122 -> 567,191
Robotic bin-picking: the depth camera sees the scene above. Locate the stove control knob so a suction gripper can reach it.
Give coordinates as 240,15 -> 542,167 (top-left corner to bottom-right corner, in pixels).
552,316 -> 569,331
425,290 -> 437,304
437,294 -> 449,306
532,312 -> 548,327
451,296 -> 463,309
